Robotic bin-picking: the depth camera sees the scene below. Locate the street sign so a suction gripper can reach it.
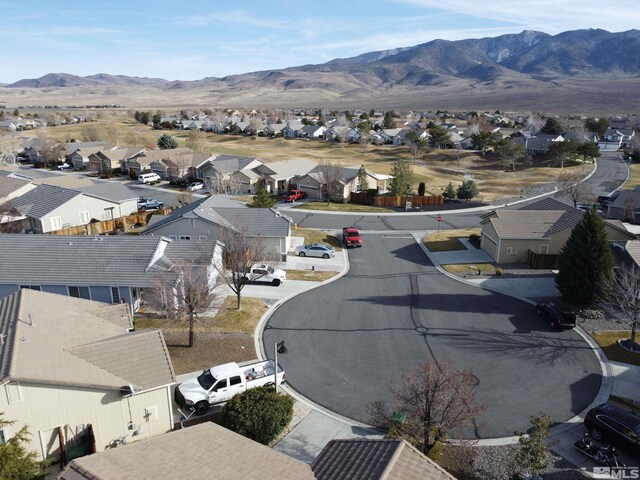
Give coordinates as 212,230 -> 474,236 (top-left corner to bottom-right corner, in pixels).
437,216 -> 442,222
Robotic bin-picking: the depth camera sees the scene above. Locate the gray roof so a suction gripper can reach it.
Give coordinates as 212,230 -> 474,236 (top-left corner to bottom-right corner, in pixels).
610,186 -> 640,210
0,235 -> 218,287
312,439 -> 456,480
304,165 -> 362,185
59,422 -> 315,480
256,158 -> 316,180
518,197 -> 583,237
12,184 -> 80,218
205,154 -> 261,174
75,181 -> 138,203
63,141 -> 112,155
0,175 -> 30,199
0,289 -> 173,391
144,196 -> 290,238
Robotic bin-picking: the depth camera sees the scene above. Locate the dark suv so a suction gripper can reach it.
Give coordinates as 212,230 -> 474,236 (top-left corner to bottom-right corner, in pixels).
584,403 -> 640,455
535,303 -> 577,329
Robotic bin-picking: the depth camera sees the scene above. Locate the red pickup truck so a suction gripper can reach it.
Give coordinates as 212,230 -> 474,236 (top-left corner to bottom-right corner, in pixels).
343,227 -> 363,248
282,189 -> 307,202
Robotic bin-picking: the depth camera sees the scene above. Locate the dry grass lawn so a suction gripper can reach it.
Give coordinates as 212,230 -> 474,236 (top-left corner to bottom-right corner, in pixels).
285,270 -> 339,281
42,116 -> 591,202
293,227 -> 342,250
625,163 -> 640,189
423,228 -> 481,252
590,330 -> 640,367
442,263 -> 496,274
134,296 -> 268,374
294,201 -> 392,213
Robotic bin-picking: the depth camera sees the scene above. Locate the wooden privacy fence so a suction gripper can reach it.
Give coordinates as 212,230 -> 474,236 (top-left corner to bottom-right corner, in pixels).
374,195 -> 444,208
527,250 -> 559,269
50,209 -> 171,236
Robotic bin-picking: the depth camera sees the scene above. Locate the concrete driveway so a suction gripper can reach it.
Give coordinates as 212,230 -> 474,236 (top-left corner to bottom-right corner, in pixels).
263,232 -> 602,439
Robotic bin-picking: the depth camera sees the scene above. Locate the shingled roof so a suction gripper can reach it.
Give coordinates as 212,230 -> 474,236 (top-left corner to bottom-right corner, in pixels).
0,289 -> 174,391
59,422 -> 315,480
12,184 -> 80,219
311,439 -> 456,480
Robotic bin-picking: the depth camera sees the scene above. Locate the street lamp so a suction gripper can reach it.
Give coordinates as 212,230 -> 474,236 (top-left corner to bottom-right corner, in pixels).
274,340 -> 287,393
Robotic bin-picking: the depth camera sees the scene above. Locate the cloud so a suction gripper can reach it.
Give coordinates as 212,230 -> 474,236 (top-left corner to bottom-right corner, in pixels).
395,0 -> 640,32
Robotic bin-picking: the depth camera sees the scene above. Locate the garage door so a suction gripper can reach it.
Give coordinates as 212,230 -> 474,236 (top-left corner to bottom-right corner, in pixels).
481,233 -> 498,260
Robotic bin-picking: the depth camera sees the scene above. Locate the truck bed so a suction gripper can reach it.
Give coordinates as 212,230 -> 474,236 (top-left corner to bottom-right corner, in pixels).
243,360 -> 282,384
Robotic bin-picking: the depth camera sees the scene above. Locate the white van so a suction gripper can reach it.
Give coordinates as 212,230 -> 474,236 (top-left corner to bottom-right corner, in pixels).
138,173 -> 161,184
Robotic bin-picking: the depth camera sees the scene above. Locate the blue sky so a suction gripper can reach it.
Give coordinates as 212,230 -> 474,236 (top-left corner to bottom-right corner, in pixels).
2,0 -> 639,83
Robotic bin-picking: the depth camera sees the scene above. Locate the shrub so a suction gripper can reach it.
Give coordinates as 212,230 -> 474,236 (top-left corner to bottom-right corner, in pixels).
222,387 -> 293,445
495,267 -> 503,276
468,233 -> 480,248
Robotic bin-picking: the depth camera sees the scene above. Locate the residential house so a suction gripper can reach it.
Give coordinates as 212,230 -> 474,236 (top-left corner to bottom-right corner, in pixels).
252,158 -> 317,194
323,126 -> 350,142
150,151 -> 214,183
59,421 -> 315,480
282,122 -> 305,138
143,195 -> 292,260
65,142 -> 114,170
512,133 -> 564,155
0,119 -> 18,131
480,198 -> 635,264
195,154 -> 264,194
0,235 -> 222,312
607,186 -> 640,222
0,289 -> 176,462
10,182 -> 138,232
229,120 -> 252,135
612,239 -> 640,270
300,125 -> 326,139
263,123 -> 287,137
312,439 -> 456,480
122,148 -> 194,177
297,165 -> 382,202
0,176 -> 34,229
88,147 -> 147,174
0,175 -> 36,203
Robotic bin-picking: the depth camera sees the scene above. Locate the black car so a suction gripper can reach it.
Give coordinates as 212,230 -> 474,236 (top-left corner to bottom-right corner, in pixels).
584,403 -> 640,455
535,302 -> 577,329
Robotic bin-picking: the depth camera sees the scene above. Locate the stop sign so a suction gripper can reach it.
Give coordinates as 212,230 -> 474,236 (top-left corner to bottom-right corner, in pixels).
437,216 -> 442,222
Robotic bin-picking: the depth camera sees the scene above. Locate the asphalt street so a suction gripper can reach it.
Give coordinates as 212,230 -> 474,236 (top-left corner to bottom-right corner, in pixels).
263,233 -> 602,439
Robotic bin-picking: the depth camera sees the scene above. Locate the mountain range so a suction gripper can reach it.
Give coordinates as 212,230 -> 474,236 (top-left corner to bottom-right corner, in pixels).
4,29 -> 640,113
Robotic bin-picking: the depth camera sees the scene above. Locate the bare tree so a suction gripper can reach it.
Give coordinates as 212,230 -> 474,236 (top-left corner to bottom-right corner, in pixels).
600,263 -> 640,352
203,171 -> 242,197
316,161 -> 344,204
0,132 -> 21,165
368,358 -> 485,455
215,226 -> 272,310
166,155 -> 193,184
105,120 -> 121,146
495,139 -> 527,172
147,258 -> 223,347
554,172 -> 595,208
525,114 -> 543,134
358,134 -> 369,155
81,123 -> 101,142
0,201 -> 24,233
186,129 -> 206,152
250,117 -> 263,139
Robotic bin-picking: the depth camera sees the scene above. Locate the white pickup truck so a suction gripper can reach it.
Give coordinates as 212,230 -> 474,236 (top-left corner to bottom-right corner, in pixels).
174,360 -> 285,415
242,264 -> 287,286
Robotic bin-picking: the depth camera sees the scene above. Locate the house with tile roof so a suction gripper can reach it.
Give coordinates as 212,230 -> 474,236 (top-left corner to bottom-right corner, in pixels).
10,182 -> 138,233
0,175 -> 35,203
59,421 -> 315,480
480,198 -> 635,264
87,147 -> 147,174
0,289 -> 176,463
121,148 -> 195,176
312,439 -> 456,480
252,158 -> 317,194
607,186 -> 640,223
150,151 -> 214,183
0,235 -> 222,312
194,154 -> 265,194
297,165 -> 384,202
143,195 -> 292,259
68,145 -> 116,170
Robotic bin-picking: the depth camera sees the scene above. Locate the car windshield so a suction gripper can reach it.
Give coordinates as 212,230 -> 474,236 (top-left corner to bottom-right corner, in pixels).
197,370 -> 217,390
267,266 -> 274,274
347,232 -> 358,237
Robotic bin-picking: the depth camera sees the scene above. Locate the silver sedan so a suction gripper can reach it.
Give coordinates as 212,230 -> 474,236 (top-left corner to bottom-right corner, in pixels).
294,243 -> 336,259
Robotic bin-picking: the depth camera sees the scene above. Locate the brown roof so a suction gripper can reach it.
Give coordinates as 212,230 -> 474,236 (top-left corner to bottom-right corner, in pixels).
59,421 -> 316,480
312,439 -> 456,480
0,175 -> 31,200
0,289 -> 174,391
132,147 -> 195,166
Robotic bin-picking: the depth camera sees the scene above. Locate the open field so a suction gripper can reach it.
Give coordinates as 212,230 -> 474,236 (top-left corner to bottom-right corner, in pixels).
36,116 -> 591,202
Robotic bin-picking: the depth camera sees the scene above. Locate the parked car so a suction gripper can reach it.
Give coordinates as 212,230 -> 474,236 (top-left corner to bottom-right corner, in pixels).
57,162 -> 73,170
187,181 -> 204,192
242,264 -> 287,286
342,227 -> 363,248
294,243 -> 336,259
282,189 -> 307,202
175,360 -> 285,416
535,302 -> 577,329
137,198 -> 164,211
138,172 -> 161,184
584,403 -> 640,455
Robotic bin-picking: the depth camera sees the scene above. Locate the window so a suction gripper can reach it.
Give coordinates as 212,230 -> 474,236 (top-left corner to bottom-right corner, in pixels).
19,285 -> 41,291
213,379 -> 227,391
68,286 -> 91,300
50,216 -> 62,231
198,235 -> 208,240
598,415 -> 625,434
169,235 -> 177,240
5,383 -> 22,404
179,235 -> 191,240
79,211 -> 90,224
229,376 -> 242,386
103,207 -> 114,220
111,287 -> 120,304
539,245 -> 549,254
506,247 -> 513,256
189,218 -> 195,228
0,429 -> 5,444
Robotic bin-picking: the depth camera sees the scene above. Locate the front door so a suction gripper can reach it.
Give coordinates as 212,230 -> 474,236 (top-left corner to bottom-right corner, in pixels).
39,426 -> 64,463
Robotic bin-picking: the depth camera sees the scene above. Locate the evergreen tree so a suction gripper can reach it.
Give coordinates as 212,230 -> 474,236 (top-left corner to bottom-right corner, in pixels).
576,142 -> 601,162
152,110 -> 162,128
428,125 -> 450,148
584,117 -> 609,138
382,110 -> 396,129
0,414 -> 49,479
442,182 -> 456,200
418,182 -> 426,196
357,165 -> 369,191
556,208 -> 613,304
251,188 -> 276,208
456,180 -> 479,201
157,133 -> 178,150
540,117 -> 564,135
389,159 -> 414,195
515,414 -> 553,479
